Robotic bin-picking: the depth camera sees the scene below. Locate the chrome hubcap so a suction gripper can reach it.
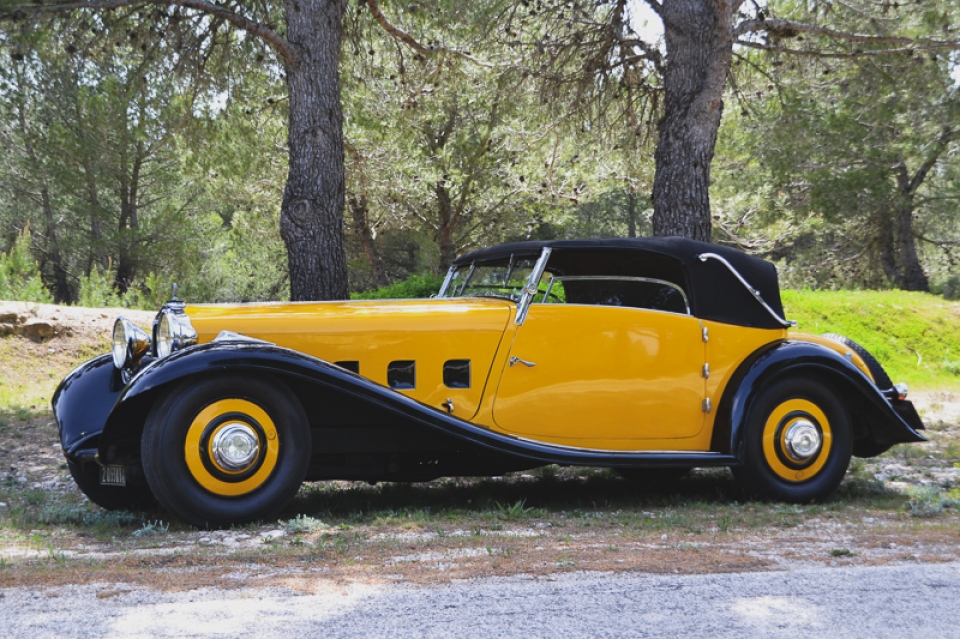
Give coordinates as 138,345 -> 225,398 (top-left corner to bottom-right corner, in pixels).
211,423 -> 260,471
784,419 -> 821,460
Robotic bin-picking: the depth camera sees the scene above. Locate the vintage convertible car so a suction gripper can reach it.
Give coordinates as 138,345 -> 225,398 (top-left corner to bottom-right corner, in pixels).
53,237 -> 925,528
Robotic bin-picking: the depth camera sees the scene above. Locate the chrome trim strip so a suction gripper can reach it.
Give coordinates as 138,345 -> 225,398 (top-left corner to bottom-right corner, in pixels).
697,252 -> 794,328
212,331 -> 274,345
544,275 -> 691,315
515,247 -> 552,325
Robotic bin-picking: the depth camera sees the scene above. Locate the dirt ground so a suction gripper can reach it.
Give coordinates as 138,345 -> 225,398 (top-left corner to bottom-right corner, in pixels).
1,302 -> 958,591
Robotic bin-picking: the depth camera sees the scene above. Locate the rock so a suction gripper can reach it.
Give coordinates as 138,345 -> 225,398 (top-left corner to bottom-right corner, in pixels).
21,319 -> 55,341
0,312 -> 22,323
0,323 -> 14,336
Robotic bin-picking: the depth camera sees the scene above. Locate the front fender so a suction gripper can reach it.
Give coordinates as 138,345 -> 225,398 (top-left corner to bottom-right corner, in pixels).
716,340 -> 926,460
52,354 -> 127,457
96,341 -> 372,462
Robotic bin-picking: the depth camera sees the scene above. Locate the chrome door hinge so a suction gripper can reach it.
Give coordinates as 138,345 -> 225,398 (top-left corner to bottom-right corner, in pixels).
702,363 -> 710,379
702,398 -> 712,413
701,326 -> 709,342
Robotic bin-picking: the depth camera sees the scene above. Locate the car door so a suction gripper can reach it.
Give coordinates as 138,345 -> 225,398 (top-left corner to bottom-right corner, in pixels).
491,302 -> 706,449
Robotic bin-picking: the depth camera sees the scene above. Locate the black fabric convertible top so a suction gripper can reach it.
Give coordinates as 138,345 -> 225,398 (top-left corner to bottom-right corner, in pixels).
452,237 -> 787,329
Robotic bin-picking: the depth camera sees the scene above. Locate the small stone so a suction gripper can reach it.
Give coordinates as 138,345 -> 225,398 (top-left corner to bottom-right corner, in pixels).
260,529 -> 286,541
0,502 -> 7,508
660,534 -> 668,542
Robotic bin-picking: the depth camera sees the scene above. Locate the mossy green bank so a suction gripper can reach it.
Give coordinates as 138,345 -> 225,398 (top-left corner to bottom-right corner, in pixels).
783,290 -> 960,390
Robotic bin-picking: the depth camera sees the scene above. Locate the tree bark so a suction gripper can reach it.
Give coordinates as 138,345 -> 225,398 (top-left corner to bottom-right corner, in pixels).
348,194 -> 389,288
626,190 -> 638,238
436,177 -> 458,270
280,0 -> 349,301
652,0 -> 738,241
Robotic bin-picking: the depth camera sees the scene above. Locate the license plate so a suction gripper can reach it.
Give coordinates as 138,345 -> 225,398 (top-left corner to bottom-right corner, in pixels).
100,465 -> 126,487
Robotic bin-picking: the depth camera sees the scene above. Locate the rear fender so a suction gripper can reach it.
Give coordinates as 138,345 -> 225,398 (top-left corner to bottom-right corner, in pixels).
713,341 -> 925,460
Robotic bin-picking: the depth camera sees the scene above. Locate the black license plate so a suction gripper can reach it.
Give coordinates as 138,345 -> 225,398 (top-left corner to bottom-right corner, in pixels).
100,465 -> 126,487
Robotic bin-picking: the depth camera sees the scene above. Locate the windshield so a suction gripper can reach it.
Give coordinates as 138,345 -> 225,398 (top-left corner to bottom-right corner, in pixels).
439,256 -> 539,302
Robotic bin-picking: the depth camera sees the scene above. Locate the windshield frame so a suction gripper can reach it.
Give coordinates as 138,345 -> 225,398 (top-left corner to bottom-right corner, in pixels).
437,247 -> 552,325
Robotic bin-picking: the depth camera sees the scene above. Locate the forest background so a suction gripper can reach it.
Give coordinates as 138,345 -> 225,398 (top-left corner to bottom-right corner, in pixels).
0,0 -> 958,307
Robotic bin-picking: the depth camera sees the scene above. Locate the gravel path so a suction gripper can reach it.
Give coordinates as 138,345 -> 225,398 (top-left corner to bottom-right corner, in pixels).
2,562 -> 958,638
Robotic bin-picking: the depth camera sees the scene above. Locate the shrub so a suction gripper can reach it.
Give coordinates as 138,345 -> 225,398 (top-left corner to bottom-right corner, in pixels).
352,273 -> 446,300
0,228 -> 52,303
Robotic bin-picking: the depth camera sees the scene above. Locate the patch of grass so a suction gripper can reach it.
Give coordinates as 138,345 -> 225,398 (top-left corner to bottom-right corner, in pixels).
906,486 -> 960,518
282,514 -> 329,534
783,290 -> 960,389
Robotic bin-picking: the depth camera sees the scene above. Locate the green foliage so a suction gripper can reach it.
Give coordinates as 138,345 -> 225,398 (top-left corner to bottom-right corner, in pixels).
76,265 -> 119,308
352,274 -> 446,300
783,289 -> 960,388
0,228 -> 51,303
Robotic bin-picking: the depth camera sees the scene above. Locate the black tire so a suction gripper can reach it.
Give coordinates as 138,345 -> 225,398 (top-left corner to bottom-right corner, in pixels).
735,377 -> 852,503
67,459 -> 156,512
822,333 -> 893,390
141,375 -> 311,529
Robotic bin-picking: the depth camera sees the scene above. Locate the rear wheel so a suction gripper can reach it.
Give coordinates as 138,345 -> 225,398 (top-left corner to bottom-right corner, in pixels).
735,377 -> 852,503
142,375 -> 310,528
822,333 -> 893,390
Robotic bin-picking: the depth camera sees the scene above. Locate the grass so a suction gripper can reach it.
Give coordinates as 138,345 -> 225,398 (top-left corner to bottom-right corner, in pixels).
783,289 -> 960,389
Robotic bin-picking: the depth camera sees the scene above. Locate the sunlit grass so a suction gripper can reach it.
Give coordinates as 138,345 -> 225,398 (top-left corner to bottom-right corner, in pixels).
784,289 -> 960,389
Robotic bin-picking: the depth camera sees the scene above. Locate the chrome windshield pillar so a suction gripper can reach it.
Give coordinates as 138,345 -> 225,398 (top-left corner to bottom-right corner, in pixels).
515,247 -> 552,325
437,265 -> 457,297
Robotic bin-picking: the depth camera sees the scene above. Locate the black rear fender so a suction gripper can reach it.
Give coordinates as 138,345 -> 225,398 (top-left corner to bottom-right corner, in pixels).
712,340 -> 925,460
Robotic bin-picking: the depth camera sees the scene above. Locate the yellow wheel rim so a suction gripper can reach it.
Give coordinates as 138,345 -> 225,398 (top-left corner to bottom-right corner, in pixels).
184,398 -> 279,497
761,398 -> 832,483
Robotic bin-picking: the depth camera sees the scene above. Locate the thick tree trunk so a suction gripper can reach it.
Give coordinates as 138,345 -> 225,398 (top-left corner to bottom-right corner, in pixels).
895,202 -> 929,292
875,210 -> 901,286
280,0 -> 349,301
652,0 -> 737,241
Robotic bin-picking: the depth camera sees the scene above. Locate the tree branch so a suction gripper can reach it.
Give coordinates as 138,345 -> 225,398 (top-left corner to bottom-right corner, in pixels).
3,0 -> 299,66
364,0 -> 492,67
735,16 -> 960,51
909,127 -> 958,194
736,40 -> 957,59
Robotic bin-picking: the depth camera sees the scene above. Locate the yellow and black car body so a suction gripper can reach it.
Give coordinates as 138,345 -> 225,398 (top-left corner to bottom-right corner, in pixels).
53,238 -> 926,528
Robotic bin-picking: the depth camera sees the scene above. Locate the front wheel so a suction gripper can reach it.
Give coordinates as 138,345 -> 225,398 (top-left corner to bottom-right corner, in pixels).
735,377 -> 852,503
142,375 -> 311,528
67,459 -> 156,512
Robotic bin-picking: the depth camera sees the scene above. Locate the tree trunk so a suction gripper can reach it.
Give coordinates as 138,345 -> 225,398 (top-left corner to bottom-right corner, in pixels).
280,0 -> 349,301
895,202 -> 929,292
348,194 -> 389,287
436,177 -> 457,270
626,190 -> 638,238
875,210 -> 901,287
652,0 -> 737,241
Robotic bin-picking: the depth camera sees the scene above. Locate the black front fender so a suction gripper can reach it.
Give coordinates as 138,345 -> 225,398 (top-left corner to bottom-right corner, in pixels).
715,340 -> 926,460
52,354 -> 127,457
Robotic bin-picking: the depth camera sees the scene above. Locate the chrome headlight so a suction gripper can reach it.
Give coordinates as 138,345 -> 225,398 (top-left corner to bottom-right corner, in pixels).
156,308 -> 198,358
111,317 -> 151,369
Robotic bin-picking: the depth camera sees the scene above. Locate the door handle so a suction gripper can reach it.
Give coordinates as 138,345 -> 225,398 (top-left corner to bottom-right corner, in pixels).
509,356 -> 536,367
